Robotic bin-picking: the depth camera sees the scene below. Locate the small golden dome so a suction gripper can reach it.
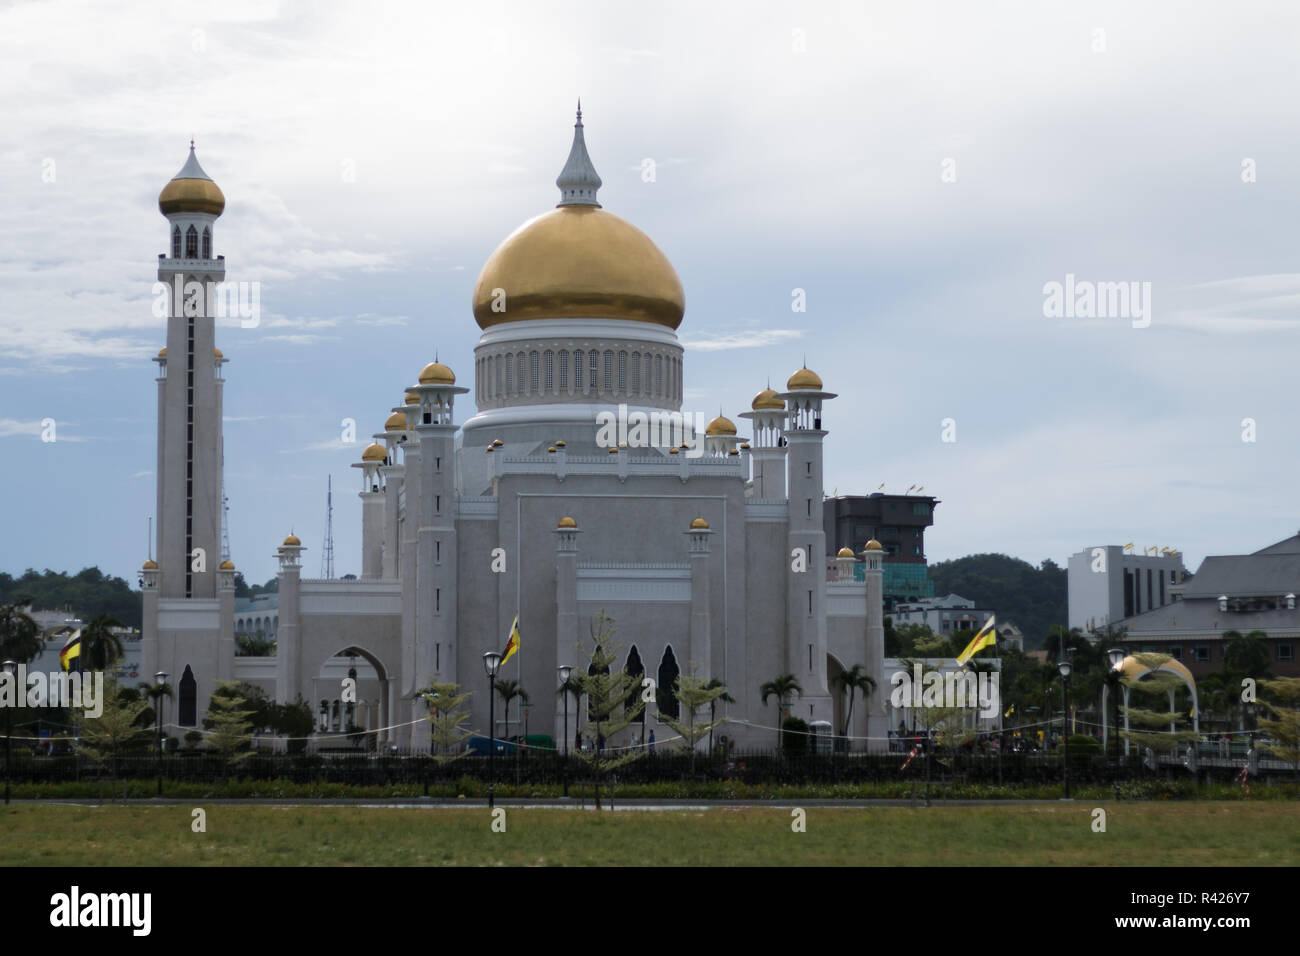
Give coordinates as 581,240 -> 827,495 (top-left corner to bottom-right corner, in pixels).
385,412 -> 407,432
418,361 -> 456,385
361,442 -> 387,462
485,445 -> 494,452
787,367 -> 823,390
213,347 -> 223,359
557,516 -> 578,528
492,439 -> 504,447
669,447 -> 679,455
608,446 -> 619,454
836,547 -> 855,558
282,533 -> 301,547
219,559 -> 236,570
740,442 -> 751,450
158,147 -> 225,216
728,448 -> 739,456
142,559 -> 158,570
404,390 -> 419,405
547,445 -> 557,453
706,415 -> 737,437
864,539 -> 883,551
157,347 -> 167,358
689,517 -> 710,530
751,388 -> 784,410
555,440 -> 566,447
472,206 -> 685,330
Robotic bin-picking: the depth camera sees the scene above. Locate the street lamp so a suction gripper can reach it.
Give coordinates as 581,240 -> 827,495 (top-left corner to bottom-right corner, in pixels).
3,660 -> 15,805
558,664 -> 572,798
1106,647 -> 1126,774
1058,658 -> 1072,799
483,651 -> 501,810
155,671 -> 168,797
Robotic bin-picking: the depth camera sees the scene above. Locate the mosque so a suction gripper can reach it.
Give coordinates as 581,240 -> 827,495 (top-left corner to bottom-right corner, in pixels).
139,108 -> 889,752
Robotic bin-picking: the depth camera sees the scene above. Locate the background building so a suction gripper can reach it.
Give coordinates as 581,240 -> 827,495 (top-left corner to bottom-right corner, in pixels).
824,493 -> 938,610
890,593 -> 995,635
1067,545 -> 1187,633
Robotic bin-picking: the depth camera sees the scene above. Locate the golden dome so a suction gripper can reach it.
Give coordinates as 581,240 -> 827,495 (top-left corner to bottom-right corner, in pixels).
728,448 -> 739,456
418,362 -> 456,385
608,446 -> 619,454
213,347 -> 223,359
361,442 -> 387,462
158,147 -> 225,217
555,440 -> 566,447
142,559 -> 158,570
472,206 -> 685,329
705,415 -> 737,437
689,517 -> 710,530
385,412 -> 407,432
219,559 -> 235,570
1119,654 -> 1195,688
547,445 -> 557,453
404,390 -> 419,405
669,447 -> 679,455
157,347 -> 167,358
864,539 -> 883,551
751,388 -> 784,410
282,533 -> 301,547
787,367 -> 823,390
557,516 -> 578,528
836,547 -> 855,558
492,439 -> 504,447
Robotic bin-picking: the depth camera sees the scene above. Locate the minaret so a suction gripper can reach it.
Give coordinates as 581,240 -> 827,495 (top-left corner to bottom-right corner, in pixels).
554,516 -> 580,754
740,387 -> 788,499
686,518 -> 713,682
777,366 -> 837,723
556,100 -> 602,206
861,540 -> 888,750
154,144 -> 226,599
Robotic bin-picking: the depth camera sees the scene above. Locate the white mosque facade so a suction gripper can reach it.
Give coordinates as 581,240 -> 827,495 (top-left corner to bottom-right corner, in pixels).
140,110 -> 889,752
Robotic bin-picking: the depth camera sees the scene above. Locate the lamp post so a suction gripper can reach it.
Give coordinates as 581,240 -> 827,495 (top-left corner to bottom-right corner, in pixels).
483,651 -> 501,810
155,671 -> 168,797
558,664 -> 572,798
1058,658 -> 1072,799
3,660 -> 15,805
1106,647 -> 1126,779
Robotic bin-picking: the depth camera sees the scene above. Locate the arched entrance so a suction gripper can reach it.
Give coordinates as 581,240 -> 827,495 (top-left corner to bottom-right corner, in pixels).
313,646 -> 388,749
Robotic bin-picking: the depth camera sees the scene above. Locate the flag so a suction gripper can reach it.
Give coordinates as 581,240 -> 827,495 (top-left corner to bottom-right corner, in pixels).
955,615 -> 996,666
1004,703 -> 1015,718
59,629 -> 82,671
499,615 -> 520,666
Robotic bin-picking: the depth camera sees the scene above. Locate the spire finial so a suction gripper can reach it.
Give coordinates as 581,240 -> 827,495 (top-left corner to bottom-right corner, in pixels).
556,102 -> 602,207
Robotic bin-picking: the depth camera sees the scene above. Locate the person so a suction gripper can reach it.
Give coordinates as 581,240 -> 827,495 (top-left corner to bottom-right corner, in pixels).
648,729 -> 656,753
887,729 -> 896,753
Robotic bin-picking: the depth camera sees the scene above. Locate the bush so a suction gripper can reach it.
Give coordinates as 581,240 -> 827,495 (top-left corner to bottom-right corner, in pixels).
782,717 -> 809,756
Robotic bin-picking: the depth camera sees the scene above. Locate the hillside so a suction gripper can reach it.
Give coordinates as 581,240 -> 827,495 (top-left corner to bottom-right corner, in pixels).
0,567 -> 142,629
927,553 -> 1066,649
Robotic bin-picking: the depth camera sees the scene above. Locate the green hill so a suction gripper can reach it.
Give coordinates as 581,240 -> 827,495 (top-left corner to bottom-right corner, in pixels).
927,553 -> 1066,649
0,567 -> 142,629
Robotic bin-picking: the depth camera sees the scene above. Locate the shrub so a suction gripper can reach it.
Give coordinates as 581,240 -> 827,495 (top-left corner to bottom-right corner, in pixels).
782,717 -> 809,756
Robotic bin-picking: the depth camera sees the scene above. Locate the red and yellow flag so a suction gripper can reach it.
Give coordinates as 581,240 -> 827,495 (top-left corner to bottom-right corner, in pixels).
500,615 -> 520,666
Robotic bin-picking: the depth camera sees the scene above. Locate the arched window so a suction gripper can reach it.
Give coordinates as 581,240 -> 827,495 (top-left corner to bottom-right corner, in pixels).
543,350 -> 552,393
558,350 -> 569,390
172,227 -> 181,259
574,349 -> 584,391
201,227 -> 211,259
617,351 -> 627,392
589,350 -> 599,393
185,225 -> 198,259
631,352 -> 640,393
504,352 -> 513,393
654,355 -> 663,395
657,647 -> 680,719
587,646 -> 610,724
178,665 -> 197,726
625,646 -> 644,718
517,353 -> 526,395
495,354 -> 503,396
530,351 -> 539,393
603,350 -> 613,391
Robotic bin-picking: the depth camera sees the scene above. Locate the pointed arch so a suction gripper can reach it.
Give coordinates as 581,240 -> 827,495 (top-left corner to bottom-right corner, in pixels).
178,665 -> 197,726
172,226 -> 181,259
185,224 -> 198,258
625,645 -> 644,716
587,644 -> 610,723
657,646 -> 680,720
201,226 -> 211,259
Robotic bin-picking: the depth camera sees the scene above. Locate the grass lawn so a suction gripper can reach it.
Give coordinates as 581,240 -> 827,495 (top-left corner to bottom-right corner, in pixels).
2,802 -> 1297,866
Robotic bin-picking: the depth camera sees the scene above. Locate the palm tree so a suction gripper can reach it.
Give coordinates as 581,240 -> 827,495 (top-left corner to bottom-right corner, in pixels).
1224,630 -> 1271,680
494,679 -> 529,740
0,603 -> 42,664
833,663 -> 877,744
760,674 -> 802,749
138,680 -> 175,734
557,673 -> 583,750
703,678 -> 735,754
80,614 -> 125,670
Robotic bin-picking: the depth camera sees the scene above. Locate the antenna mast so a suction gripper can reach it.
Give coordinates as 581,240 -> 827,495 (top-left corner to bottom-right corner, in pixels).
320,475 -> 335,579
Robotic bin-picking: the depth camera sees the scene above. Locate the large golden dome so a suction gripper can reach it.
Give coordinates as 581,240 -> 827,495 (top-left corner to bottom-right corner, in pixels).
472,206 -> 684,329
472,107 -> 684,330
159,145 -> 225,217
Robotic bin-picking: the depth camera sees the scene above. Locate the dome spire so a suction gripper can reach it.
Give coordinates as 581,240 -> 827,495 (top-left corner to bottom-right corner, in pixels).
556,100 -> 602,207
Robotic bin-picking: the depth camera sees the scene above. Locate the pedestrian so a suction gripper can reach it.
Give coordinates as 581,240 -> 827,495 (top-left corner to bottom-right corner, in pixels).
648,729 -> 656,754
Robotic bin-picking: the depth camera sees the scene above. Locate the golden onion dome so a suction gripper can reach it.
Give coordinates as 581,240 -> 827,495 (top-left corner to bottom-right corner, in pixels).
361,442 -> 387,462
418,361 -> 456,385
836,547 -> 855,558
668,447 -> 679,455
787,367 -> 823,390
282,533 -> 301,547
557,516 -> 578,529
752,388 -> 784,410
219,559 -> 235,570
213,347 -> 223,359
608,446 -> 619,454
689,517 -> 710,530
555,440 -> 566,447
705,415 -> 737,437
547,445 -> 557,453
864,539 -> 883,551
385,412 -> 407,432
404,390 -> 419,405
142,559 -> 158,570
492,439 -> 504,447
157,347 -> 167,358
158,146 -> 225,217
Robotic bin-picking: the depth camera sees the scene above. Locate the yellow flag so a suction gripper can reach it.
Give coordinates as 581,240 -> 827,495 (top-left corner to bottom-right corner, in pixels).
956,615 -> 996,666
500,615 -> 520,666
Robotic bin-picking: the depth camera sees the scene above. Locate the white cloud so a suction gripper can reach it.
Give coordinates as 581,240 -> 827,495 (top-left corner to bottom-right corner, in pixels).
682,329 -> 805,351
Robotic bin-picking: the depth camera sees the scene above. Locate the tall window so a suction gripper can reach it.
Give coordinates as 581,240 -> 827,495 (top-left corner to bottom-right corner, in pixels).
504,352 -> 513,393
617,351 -> 627,392
588,646 -> 610,723
574,350 -> 584,390
625,646 -> 644,718
558,350 -> 569,390
631,352 -> 640,392
529,351 -> 539,393
172,227 -> 181,258
657,647 -> 680,719
517,353 -> 526,395
185,225 -> 198,258
654,355 -> 663,395
178,665 -> 197,726
201,227 -> 211,259
643,354 -> 651,396
544,350 -> 554,392
589,350 -> 599,392
603,350 -> 613,390
495,354 -> 502,396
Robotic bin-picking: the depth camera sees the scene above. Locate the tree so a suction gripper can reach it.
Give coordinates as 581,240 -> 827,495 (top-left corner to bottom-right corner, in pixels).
494,679 -> 529,740
203,681 -> 255,774
571,612 -> 646,808
760,674 -> 803,750
703,678 -> 734,753
556,671 -> 583,750
1223,630 -> 1271,680
137,679 -> 173,732
235,631 -> 275,656
76,678 -> 149,799
1257,676 -> 1300,781
80,613 -> 125,670
271,695 -> 315,754
832,663 -> 877,742
656,671 -> 728,774
0,603 -> 42,664
421,682 -> 476,768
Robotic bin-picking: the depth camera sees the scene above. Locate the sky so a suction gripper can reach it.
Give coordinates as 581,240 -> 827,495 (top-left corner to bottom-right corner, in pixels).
2,0 -> 1298,589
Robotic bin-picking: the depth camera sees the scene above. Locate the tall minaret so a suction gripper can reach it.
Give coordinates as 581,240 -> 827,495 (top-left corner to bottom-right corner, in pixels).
778,366 -> 837,723
154,145 -> 226,599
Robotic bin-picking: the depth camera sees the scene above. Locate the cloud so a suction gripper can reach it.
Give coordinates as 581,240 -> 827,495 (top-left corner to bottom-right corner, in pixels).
681,329 -> 805,351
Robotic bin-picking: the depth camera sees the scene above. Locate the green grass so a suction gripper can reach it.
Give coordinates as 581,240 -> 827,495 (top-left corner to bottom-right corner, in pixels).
1,802 -> 1296,866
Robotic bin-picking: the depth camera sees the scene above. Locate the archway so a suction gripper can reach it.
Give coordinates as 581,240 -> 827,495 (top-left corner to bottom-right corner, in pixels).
1107,654 -> 1199,756
313,646 -> 387,748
